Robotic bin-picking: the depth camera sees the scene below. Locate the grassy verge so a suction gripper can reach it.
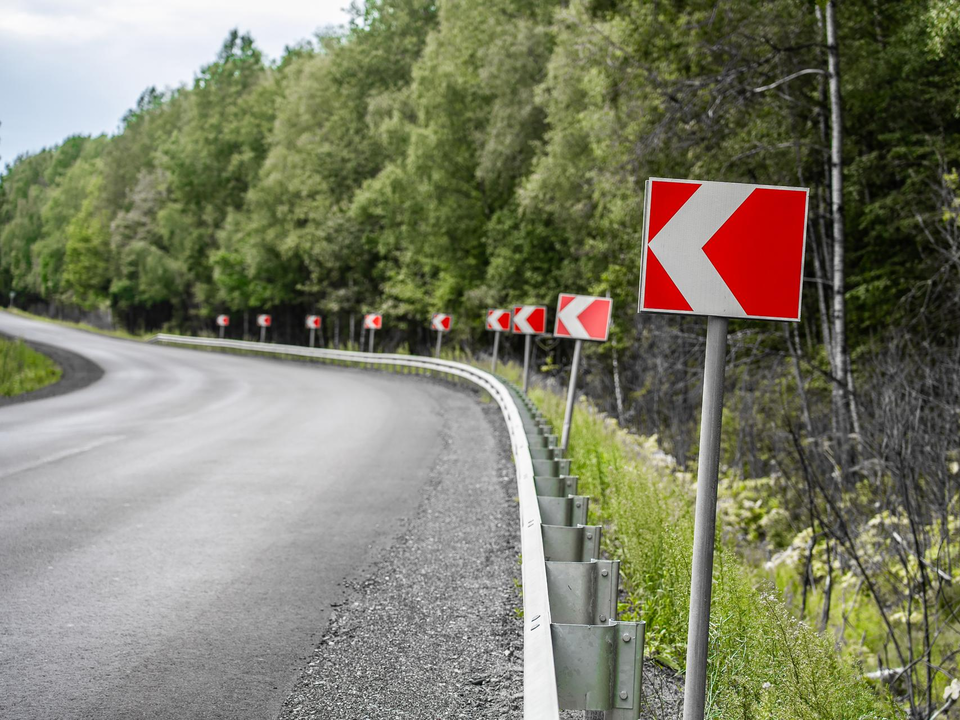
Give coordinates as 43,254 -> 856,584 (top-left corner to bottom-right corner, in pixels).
0,337 -> 62,396
522,382 -> 899,719
4,308 -> 148,341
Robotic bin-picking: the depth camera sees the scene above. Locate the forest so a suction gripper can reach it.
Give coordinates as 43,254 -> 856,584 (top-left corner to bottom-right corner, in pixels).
2,0 -> 960,716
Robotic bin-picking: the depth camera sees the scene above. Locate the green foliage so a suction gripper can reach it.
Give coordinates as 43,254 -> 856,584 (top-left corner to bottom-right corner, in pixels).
0,335 -> 61,396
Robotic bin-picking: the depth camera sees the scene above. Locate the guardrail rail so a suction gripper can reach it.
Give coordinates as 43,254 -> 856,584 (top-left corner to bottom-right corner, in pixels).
150,334 -> 645,718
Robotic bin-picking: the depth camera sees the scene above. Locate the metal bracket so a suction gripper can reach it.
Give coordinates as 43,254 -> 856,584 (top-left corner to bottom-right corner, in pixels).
534,475 -> 579,497
542,524 -> 601,562
538,494 -> 589,527
551,621 -> 645,717
533,458 -> 572,478
546,559 -> 619,624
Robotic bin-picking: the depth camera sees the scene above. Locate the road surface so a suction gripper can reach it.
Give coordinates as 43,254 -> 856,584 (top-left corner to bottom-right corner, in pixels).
0,311 -> 489,719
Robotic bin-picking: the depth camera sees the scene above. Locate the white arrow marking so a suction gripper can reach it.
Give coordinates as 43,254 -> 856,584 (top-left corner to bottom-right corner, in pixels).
647,183 -> 751,317
557,296 -> 595,338
513,307 -> 539,334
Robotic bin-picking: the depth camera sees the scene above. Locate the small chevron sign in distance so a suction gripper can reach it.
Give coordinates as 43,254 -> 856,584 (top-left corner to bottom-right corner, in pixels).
431,313 -> 452,332
554,294 -> 613,342
216,314 -> 229,327
305,315 -> 321,329
256,314 -> 272,328
486,309 -> 511,332
639,177 -> 809,322
363,313 -> 382,330
512,305 -> 547,335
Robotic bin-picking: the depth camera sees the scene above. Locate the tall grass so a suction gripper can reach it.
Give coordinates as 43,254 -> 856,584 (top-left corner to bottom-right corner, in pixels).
529,387 -> 899,719
0,337 -> 61,396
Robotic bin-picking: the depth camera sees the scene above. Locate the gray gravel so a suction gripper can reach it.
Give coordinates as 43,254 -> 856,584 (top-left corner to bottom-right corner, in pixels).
278,380 -> 524,719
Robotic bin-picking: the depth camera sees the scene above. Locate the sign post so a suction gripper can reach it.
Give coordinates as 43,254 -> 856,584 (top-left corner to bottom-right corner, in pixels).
216,314 -> 229,339
306,315 -> 321,347
431,313 -> 452,358
512,305 -> 547,392
639,177 -> 809,720
486,309 -> 511,372
553,293 -> 613,453
363,313 -> 382,353
256,314 -> 272,343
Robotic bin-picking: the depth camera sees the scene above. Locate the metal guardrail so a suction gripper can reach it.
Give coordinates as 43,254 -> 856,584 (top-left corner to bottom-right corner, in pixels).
149,334 -> 644,718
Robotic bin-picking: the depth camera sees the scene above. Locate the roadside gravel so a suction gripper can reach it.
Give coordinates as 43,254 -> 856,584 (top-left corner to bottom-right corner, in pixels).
278,379 -> 524,719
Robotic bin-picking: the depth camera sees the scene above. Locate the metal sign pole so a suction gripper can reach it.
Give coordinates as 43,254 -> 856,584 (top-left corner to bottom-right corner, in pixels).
219,325 -> 224,340
369,328 -> 375,353
260,325 -> 266,343
435,330 -> 443,359
522,335 -> 532,393
682,315 -> 729,720
309,327 -> 316,348
491,332 -> 500,373
559,339 -> 583,454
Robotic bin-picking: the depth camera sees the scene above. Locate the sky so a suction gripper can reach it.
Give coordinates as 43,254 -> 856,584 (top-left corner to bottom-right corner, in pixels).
0,0 -> 352,169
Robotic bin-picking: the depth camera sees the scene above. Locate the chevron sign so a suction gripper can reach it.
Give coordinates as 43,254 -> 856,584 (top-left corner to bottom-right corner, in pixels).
554,294 -> 613,342
363,313 -> 382,330
305,315 -> 321,329
486,309 -> 511,331
512,305 -> 546,335
431,313 -> 452,332
216,314 -> 229,327
639,178 -> 809,321
256,314 -> 271,328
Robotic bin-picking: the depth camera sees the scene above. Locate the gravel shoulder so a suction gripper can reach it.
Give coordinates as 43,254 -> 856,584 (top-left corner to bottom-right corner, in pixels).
0,331 -> 104,406
278,380 -> 524,719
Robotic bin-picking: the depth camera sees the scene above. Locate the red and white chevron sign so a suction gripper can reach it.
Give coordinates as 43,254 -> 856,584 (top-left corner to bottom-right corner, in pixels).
554,294 -> 613,342
486,309 -> 511,332
363,313 -> 382,330
256,314 -> 272,328
512,305 -> 546,335
640,178 -> 809,321
431,313 -> 452,332
216,314 -> 229,327
305,315 -> 321,329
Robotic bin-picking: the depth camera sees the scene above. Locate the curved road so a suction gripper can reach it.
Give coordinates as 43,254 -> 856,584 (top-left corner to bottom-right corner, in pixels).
0,312 -> 488,719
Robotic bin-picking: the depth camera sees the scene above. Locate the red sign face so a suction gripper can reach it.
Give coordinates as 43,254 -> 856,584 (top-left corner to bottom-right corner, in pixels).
639,178 -> 809,321
486,309 -> 511,332
257,314 -> 272,328
363,313 -> 382,330
305,315 -> 321,329
216,314 -> 229,327
431,313 -> 452,332
512,305 -> 547,335
554,294 -> 612,342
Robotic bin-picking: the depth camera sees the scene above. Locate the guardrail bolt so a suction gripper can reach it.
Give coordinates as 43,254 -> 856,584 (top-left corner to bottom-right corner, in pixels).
599,614 -> 607,622
619,691 -> 629,700
601,569 -> 609,577
622,633 -> 631,643
586,532 -> 593,540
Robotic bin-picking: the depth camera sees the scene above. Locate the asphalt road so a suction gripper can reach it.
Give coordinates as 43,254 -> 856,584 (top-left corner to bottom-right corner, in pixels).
0,312 -> 485,719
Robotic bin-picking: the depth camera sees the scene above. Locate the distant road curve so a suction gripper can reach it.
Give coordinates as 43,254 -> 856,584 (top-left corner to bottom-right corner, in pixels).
0,311 -> 497,719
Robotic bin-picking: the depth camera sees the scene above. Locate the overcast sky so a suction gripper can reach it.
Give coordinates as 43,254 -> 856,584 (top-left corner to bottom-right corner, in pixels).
0,0 -> 351,170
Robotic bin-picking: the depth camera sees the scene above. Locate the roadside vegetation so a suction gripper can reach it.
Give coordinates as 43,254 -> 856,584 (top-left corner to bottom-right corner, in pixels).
0,336 -> 61,396
5,308 -> 147,342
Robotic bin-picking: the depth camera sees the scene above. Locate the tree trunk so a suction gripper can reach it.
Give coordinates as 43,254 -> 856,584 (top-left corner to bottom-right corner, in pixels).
825,0 -> 852,454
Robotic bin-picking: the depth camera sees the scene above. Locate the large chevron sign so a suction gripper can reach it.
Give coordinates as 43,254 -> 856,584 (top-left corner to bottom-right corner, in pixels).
513,305 -> 547,335
554,294 -> 613,342
639,178 -> 809,321
363,313 -> 382,330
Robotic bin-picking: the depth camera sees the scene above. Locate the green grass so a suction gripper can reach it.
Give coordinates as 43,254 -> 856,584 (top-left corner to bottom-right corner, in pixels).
4,308 -> 148,342
0,337 -> 62,396
515,374 -> 899,719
